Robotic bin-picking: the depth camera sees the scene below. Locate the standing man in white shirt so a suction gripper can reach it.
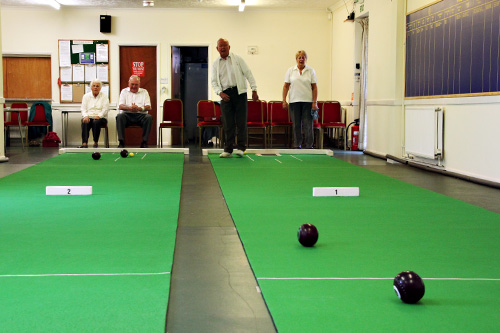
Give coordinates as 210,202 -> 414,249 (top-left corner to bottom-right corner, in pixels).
116,75 -> 152,148
80,79 -> 109,148
211,38 -> 259,158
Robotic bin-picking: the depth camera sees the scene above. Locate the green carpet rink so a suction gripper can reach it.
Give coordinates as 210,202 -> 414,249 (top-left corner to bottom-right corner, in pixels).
209,152 -> 500,332
0,152 -> 184,332
258,278 -> 500,332
1,274 -> 170,332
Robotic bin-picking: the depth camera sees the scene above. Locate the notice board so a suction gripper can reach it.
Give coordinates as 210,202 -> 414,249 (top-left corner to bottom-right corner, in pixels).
405,0 -> 500,98
58,39 -> 110,103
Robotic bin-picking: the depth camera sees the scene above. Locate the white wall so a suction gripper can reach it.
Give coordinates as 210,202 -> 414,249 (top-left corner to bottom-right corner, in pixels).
404,0 -> 500,183
364,0 -> 406,157
329,1 -> 357,137
3,1 -> 500,183
330,0 -> 500,183
0,4 -> 7,162
1,7 -> 332,146
330,2 -> 355,102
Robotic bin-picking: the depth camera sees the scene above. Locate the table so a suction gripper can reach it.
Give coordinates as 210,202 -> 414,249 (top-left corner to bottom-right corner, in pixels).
3,107 -> 28,150
5,98 -> 52,103
58,109 -> 81,147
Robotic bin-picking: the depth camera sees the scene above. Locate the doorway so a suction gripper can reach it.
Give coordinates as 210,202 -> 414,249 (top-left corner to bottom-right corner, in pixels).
171,46 -> 208,144
119,46 -> 157,146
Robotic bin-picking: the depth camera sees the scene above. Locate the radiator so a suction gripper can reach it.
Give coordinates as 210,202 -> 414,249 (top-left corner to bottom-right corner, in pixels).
404,107 -> 443,159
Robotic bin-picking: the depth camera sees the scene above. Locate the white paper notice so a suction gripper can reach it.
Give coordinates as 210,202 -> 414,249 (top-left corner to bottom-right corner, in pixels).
59,40 -> 71,67
101,85 -> 110,98
96,44 -> 109,62
60,67 -> 72,82
85,65 -> 97,82
85,84 -> 91,95
61,84 -> 73,101
73,65 -> 85,82
96,65 -> 109,82
73,40 -> 93,45
72,44 -> 84,54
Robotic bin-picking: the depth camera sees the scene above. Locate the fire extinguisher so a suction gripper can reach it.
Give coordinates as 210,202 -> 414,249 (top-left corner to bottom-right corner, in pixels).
346,119 -> 360,151
351,125 -> 359,151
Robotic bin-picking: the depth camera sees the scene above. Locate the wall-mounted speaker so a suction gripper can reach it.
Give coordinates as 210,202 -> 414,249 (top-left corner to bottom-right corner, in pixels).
100,15 -> 111,33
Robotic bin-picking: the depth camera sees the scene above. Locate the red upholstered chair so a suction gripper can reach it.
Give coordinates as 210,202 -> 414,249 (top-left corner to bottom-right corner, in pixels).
27,104 -> 50,146
5,103 -> 29,125
263,101 -> 270,146
321,101 -> 345,150
159,99 -> 184,147
4,103 -> 28,146
267,101 -> 292,148
246,99 -> 267,148
214,102 -> 222,120
214,103 -> 224,147
313,101 -> 324,149
197,100 -> 223,148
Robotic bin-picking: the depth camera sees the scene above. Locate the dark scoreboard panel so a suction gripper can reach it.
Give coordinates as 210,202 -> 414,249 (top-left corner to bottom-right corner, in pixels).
405,0 -> 500,98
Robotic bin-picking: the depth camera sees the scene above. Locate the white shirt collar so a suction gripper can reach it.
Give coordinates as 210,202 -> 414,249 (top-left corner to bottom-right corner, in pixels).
219,53 -> 232,61
293,64 -> 309,71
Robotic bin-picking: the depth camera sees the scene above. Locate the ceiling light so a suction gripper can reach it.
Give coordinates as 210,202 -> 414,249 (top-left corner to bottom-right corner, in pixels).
143,0 -> 154,7
47,0 -> 61,10
239,0 -> 245,12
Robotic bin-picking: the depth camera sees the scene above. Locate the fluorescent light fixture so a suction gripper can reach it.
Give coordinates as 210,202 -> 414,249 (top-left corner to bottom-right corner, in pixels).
239,0 -> 245,12
47,0 -> 61,10
143,0 -> 154,6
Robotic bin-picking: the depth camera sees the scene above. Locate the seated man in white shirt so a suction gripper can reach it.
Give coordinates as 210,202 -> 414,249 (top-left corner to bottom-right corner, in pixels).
116,75 -> 152,148
80,79 -> 109,148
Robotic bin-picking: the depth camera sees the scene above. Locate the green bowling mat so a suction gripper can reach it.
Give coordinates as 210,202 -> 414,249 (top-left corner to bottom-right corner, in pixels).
210,153 -> 500,332
0,152 -> 184,332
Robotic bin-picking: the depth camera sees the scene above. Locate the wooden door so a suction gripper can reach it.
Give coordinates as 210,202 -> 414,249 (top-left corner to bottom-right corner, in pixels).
119,46 -> 157,146
3,57 -> 51,98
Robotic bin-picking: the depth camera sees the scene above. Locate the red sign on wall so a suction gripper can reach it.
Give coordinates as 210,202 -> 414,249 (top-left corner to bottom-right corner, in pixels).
132,61 -> 145,77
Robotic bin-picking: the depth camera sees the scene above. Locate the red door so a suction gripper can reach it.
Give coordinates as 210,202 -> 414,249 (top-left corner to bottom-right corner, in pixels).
119,46 -> 157,146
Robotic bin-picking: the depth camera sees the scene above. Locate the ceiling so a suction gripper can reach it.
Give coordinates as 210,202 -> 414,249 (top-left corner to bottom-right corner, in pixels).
0,0 -> 342,11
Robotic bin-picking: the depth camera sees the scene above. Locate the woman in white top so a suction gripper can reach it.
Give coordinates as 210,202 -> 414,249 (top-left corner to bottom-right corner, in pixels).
80,79 -> 109,148
282,50 -> 318,149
